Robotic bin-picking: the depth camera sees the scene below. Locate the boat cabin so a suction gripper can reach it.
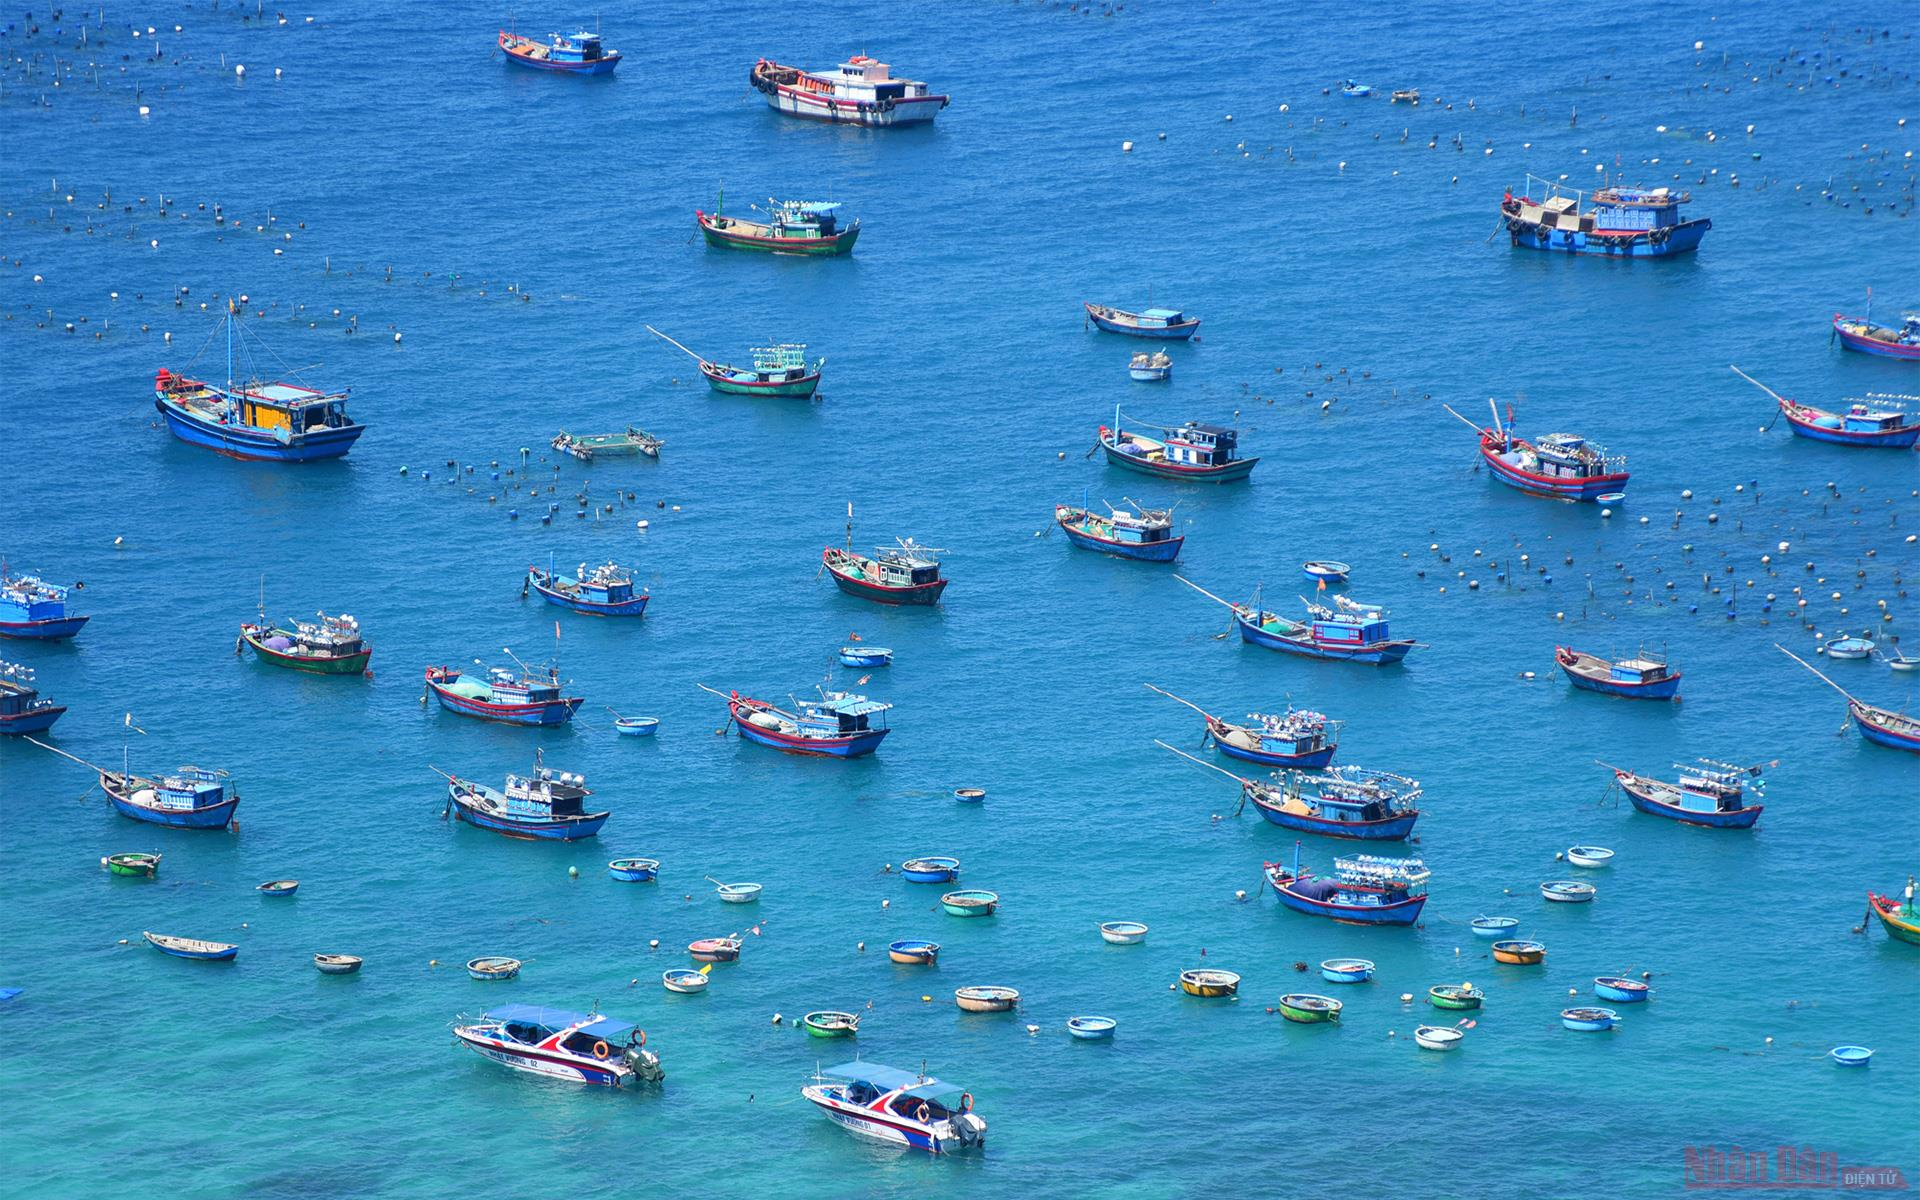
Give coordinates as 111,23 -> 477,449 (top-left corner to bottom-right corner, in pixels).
1297,767 -> 1420,822
0,663 -> 46,712
772,202 -> 841,238
1251,710 -> 1332,754
1838,398 -> 1913,433
489,666 -> 563,704
490,1005 -> 632,1054
1672,761 -> 1759,813
872,545 -> 942,588
1309,610 -> 1391,648
1609,656 -> 1673,686
534,32 -> 611,64
1530,433 -> 1617,478
1135,308 -> 1191,329
751,344 -> 811,379
797,692 -> 891,737
1335,854 -> 1430,899
572,563 -> 637,604
1165,423 -> 1240,469
821,1061 -> 964,1121
504,763 -> 592,817
0,574 -> 70,622
1509,180 -> 1690,234
152,768 -> 229,813
1104,509 -> 1176,546
817,56 -> 933,102
293,614 -> 363,657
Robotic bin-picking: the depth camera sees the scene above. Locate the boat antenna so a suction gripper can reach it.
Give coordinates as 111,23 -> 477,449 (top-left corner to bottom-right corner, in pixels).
1728,364 -> 1789,406
257,573 -> 265,623
845,501 -> 853,552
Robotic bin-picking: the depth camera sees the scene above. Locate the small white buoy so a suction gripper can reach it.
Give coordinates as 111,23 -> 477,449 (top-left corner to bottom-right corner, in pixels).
771,1013 -> 783,1025
1399,993 -> 1413,1003
856,942 -> 866,952
1693,39 -> 1704,50
1026,1024 -> 1040,1036
1234,889 -> 1247,901
393,332 -> 402,343
636,520 -> 649,530
648,939 -> 659,949
32,275 -> 43,284
113,537 -> 123,547
1601,507 -> 1614,518
235,64 -> 246,76
1682,489 -> 1693,499
1225,114 -> 1233,122
1122,140 -> 1134,153
139,105 -> 151,117
881,899 -> 891,909
567,866 -> 579,878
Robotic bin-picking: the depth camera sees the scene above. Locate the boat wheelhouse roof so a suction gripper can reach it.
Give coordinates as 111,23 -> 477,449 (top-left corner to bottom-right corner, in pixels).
820,1061 -> 940,1091
235,381 -> 336,405
1141,307 -> 1186,320
485,1004 -> 632,1038
781,200 -> 841,214
811,693 -> 891,718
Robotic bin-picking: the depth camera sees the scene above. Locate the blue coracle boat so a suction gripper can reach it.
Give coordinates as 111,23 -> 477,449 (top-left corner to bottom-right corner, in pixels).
1180,578 -> 1417,665
0,569 -> 89,640
838,644 -> 893,668
154,305 -> 364,462
443,754 -> 609,841
1263,844 -> 1430,926
1502,174 -> 1710,257
0,661 -> 65,735
1594,976 -> 1650,1003
1055,500 -> 1183,562
608,857 -> 659,881
527,557 -> 650,617
901,856 -> 961,883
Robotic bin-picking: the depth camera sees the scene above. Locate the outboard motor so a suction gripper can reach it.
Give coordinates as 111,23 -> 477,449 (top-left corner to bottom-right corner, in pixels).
622,1039 -> 664,1083
953,1113 -> 987,1148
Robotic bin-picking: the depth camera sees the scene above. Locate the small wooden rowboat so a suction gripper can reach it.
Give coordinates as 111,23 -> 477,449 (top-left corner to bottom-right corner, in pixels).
900,856 -> 961,883
888,939 -> 940,965
1831,1045 -> 1874,1067
1492,940 -> 1546,965
466,956 -> 521,981
803,1011 -> 861,1038
1414,1025 -> 1463,1051
1428,983 -> 1483,1011
1470,916 -> 1520,938
1179,969 -> 1240,998
1099,921 -> 1149,945
1566,846 -> 1615,869
257,879 -> 300,897
608,857 -> 660,882
1068,1015 -> 1118,1040
838,646 -> 892,668
1278,994 -> 1343,1023
662,969 -> 709,994
955,985 -> 1020,1013
313,954 -> 363,975
1594,976 -> 1649,1003
144,931 -> 238,961
1319,958 -> 1375,984
688,937 -> 741,963
101,852 -> 160,877
1562,1007 -> 1618,1032
941,889 -> 998,917
1541,880 -> 1596,903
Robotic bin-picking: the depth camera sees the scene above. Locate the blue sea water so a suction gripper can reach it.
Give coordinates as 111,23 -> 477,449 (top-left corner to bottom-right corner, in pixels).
1,2 -> 1917,1196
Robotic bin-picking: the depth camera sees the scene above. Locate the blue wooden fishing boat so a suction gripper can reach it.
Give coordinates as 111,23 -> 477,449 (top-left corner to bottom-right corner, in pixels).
1733,367 -> 1920,448
425,661 -> 582,726
1470,916 -> 1520,938
901,856 -> 961,883
1833,304 -> 1920,360
526,558 -> 649,618
1302,561 -> 1350,585
1161,742 -> 1419,840
1179,578 -> 1417,665
0,662 -> 64,735
1556,646 -> 1681,700
1594,976 -> 1649,1003
1779,645 -> 1920,756
1319,958 -> 1375,983
1263,844 -> 1429,926
101,764 -> 239,830
608,856 -> 659,881
441,754 -> 608,841
144,931 -> 238,961
497,28 -> 621,73
838,645 -> 893,668
1502,174 -> 1710,256
0,568 -> 88,640
706,684 -> 891,757
1608,758 -> 1767,829
1448,401 -> 1629,502
1098,408 -> 1257,482
256,879 -> 299,897
1055,500 -> 1183,562
1084,303 -> 1200,339
154,306 -> 364,461
1561,1007 -> 1618,1032
1128,350 -> 1172,381
887,939 -> 940,964
1146,686 -> 1340,768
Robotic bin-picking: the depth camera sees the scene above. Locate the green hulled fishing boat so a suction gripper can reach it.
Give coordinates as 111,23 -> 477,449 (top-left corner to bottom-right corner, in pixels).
696,198 -> 859,256
647,327 -> 824,398
1869,877 -> 1920,945
238,611 -> 371,675
1428,983 -> 1484,1011
101,852 -> 161,877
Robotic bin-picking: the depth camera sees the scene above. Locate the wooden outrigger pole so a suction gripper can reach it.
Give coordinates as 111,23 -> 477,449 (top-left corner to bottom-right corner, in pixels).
1142,683 -> 1219,722
1154,739 -> 1254,787
1775,643 -> 1862,705
1729,365 -> 1790,406
24,737 -> 115,775
645,325 -> 710,365
1174,574 -> 1247,613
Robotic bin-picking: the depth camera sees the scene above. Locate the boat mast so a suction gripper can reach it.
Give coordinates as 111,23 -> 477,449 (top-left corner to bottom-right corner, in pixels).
845,501 -> 853,552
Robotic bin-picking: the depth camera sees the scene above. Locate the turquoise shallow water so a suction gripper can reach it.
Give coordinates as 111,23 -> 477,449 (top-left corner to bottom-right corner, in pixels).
1,3 -> 1917,1196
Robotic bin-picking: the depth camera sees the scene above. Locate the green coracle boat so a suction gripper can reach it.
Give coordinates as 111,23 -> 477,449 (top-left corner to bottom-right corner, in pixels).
1428,983 -> 1485,1011
696,198 -> 859,256
101,852 -> 161,877
239,611 -> 371,675
802,1011 -> 860,1038
1277,993 -> 1342,1023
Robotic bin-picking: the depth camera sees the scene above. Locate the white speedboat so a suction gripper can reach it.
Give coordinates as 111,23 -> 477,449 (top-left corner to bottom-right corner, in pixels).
453,1004 -> 662,1086
803,1061 -> 985,1155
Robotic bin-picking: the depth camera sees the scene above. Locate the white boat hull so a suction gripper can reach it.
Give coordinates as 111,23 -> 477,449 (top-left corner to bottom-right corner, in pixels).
803,1087 -> 973,1154
763,89 -> 944,127
454,1029 -> 629,1086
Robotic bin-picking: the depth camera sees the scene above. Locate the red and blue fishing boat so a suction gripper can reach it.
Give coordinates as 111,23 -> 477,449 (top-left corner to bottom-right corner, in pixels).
0,661 -> 63,735
1556,646 -> 1681,700
802,1061 -> 986,1156
1779,645 -> 1920,755
526,557 -> 649,617
239,608 -> 371,675
698,197 -> 859,256
105,765 -> 239,830
1055,499 -> 1183,562
155,304 -> 364,462
1084,303 -> 1201,339
497,28 -> 621,74
1179,577 -> 1418,665
1144,685 -> 1339,768
647,327 -> 823,398
425,660 -> 582,726
1447,401 -> 1627,502
1606,758 -> 1768,829
1501,174 -> 1710,256
823,508 -> 947,605
439,754 -> 609,841
704,684 -> 891,758
1161,743 -> 1419,841
1733,367 -> 1920,448
1098,408 -> 1256,483
454,1005 -> 663,1087
1264,844 -> 1430,925
1832,304 -> 1920,361
750,55 -> 948,127
0,568 -> 88,640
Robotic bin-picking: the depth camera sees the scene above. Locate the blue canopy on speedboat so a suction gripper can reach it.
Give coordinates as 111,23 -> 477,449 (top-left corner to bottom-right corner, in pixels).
485,1004 -> 634,1039
821,1061 -> 934,1091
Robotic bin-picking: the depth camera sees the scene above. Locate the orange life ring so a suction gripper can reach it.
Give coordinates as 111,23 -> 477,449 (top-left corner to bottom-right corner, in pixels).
636,1030 -> 646,1047
960,1092 -> 974,1113
592,1041 -> 611,1060
915,1103 -> 931,1123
